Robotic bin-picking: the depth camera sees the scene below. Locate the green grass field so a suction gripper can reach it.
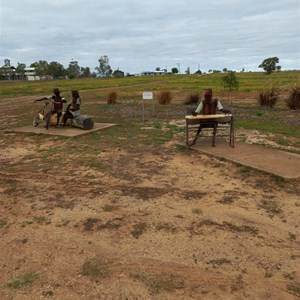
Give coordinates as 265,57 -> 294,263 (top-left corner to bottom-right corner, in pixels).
1,71 -> 299,98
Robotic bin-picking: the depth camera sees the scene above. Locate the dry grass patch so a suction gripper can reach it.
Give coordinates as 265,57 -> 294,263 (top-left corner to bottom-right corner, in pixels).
81,258 -> 112,279
130,270 -> 185,294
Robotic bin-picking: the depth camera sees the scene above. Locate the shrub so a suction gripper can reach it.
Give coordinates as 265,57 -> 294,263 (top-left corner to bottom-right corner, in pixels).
258,87 -> 279,108
107,91 -> 118,104
286,84 -> 300,110
184,93 -> 200,105
157,90 -> 172,105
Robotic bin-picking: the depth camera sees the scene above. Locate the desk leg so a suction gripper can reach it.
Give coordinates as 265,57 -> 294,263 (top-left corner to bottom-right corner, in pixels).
186,120 -> 189,147
212,125 -> 217,147
230,116 -> 234,148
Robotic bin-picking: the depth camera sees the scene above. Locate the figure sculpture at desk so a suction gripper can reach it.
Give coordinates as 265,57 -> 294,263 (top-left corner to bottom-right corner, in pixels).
193,88 -> 230,115
191,88 -> 230,146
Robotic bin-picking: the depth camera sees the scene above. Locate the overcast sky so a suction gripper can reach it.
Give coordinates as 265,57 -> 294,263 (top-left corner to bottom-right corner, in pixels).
0,0 -> 299,74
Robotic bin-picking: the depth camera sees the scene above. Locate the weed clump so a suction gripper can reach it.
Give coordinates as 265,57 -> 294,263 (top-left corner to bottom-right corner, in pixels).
258,88 -> 279,108
184,93 -> 200,105
131,222 -> 147,238
286,84 -> 300,110
107,91 -> 118,104
157,90 -> 172,105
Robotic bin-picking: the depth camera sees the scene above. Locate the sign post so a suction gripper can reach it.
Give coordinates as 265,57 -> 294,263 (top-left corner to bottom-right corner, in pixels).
142,92 -> 153,123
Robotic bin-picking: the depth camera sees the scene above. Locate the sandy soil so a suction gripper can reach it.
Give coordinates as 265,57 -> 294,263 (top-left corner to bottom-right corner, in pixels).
0,96 -> 299,299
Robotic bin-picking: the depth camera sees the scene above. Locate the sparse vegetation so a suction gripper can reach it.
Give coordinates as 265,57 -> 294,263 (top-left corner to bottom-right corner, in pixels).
6,272 -> 38,289
130,271 -> 185,294
81,258 -> 112,279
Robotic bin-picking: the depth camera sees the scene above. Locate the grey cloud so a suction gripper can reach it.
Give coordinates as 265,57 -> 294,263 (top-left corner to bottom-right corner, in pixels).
1,0 -> 299,73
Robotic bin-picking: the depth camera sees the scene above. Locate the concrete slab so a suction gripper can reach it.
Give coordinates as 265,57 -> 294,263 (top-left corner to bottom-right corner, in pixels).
190,138 -> 300,179
12,123 -> 116,137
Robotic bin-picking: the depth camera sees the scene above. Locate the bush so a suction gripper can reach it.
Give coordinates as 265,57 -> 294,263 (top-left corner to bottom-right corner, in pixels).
157,90 -> 172,105
184,93 -> 200,105
258,88 -> 278,108
286,84 -> 300,110
107,91 -> 118,104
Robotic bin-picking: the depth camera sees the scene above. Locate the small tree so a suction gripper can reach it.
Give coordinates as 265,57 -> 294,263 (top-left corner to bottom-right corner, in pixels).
81,67 -> 91,78
259,57 -> 281,75
95,55 -> 112,78
30,60 -> 49,76
16,63 -> 26,79
67,60 -> 80,78
48,61 -> 65,78
171,67 -> 178,74
222,71 -> 239,92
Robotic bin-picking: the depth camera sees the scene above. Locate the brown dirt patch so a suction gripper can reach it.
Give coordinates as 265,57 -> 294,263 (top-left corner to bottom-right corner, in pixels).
0,95 -> 299,299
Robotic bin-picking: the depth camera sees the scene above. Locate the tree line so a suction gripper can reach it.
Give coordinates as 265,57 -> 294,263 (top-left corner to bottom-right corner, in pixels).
0,56 -> 282,80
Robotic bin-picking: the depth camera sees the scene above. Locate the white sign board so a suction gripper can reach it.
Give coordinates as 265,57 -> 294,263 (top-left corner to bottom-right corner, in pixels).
143,91 -> 153,100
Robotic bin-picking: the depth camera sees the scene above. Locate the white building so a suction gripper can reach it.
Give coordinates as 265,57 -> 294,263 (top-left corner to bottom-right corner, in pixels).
24,67 -> 40,80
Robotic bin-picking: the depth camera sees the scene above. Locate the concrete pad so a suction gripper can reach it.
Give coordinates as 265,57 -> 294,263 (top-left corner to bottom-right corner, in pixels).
190,138 -> 300,179
12,123 -> 116,137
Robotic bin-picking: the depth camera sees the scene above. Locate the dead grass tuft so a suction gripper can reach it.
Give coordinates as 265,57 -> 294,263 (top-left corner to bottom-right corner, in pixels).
130,270 -> 185,294
184,93 -> 200,105
286,84 -> 300,110
157,90 -> 172,105
107,91 -> 118,104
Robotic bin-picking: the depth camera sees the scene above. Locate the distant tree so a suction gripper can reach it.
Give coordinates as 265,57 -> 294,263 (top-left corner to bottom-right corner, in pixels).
16,63 -> 26,79
208,69 -> 212,73
241,68 -> 245,72
194,69 -> 202,74
95,55 -> 112,77
259,57 -> 281,75
185,67 -> 190,74
81,67 -> 91,77
48,61 -> 65,78
171,67 -> 178,74
155,67 -> 161,71
212,70 -> 221,73
67,60 -> 80,78
113,69 -> 124,78
222,71 -> 239,91
223,68 -> 228,73
30,60 -> 49,76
